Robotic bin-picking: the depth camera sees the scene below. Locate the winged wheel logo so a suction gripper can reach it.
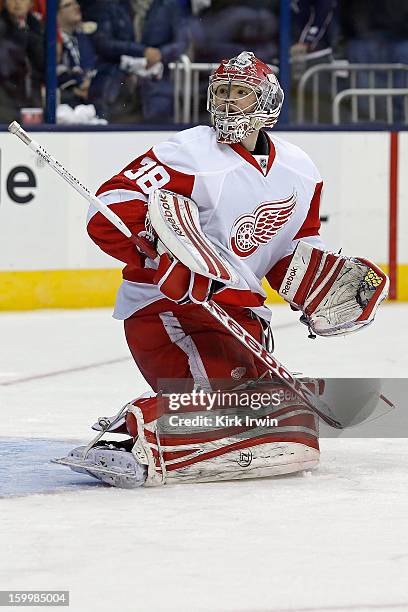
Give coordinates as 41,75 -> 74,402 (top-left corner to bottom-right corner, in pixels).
230,191 -> 297,258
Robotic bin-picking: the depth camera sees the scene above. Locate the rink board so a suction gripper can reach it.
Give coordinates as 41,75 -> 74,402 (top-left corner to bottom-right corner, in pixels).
0,129 -> 406,309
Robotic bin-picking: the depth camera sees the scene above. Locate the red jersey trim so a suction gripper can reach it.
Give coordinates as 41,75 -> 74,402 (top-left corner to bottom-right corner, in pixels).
214,287 -> 265,308
264,132 -> 277,174
293,181 -> 323,240
228,132 -> 276,176
266,181 -> 324,290
96,148 -> 195,201
122,267 -> 156,283
96,188 -> 148,203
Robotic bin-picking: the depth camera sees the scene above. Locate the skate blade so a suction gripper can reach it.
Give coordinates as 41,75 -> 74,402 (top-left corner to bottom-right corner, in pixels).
52,456 -> 145,489
52,456 -> 138,478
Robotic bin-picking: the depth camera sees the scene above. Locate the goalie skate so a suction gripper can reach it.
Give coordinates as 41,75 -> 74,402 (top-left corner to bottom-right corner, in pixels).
53,441 -> 147,489
54,437 -> 319,488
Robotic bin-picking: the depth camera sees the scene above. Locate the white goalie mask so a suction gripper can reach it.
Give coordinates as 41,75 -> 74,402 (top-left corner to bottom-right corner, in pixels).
207,51 -> 284,144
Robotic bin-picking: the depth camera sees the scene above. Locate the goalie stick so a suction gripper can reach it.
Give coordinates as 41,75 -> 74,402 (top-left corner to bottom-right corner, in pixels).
7,122 -> 157,259
8,121 -> 342,428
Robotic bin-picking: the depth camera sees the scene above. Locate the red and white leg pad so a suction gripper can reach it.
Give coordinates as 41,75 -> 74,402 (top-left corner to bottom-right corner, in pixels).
126,382 -> 320,486
56,382 -> 321,488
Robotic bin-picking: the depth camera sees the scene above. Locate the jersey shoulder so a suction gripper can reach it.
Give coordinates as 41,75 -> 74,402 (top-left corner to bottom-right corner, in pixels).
268,133 -> 322,183
153,126 -> 237,175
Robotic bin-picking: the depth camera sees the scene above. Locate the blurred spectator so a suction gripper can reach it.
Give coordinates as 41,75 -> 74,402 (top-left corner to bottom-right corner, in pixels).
339,0 -> 408,121
57,0 -> 97,108
85,0 -> 189,122
32,0 -> 45,19
291,0 -> 337,57
0,0 -> 44,123
178,0 -> 211,15
76,0 -> 96,18
191,1 -> 279,64
340,0 -> 408,63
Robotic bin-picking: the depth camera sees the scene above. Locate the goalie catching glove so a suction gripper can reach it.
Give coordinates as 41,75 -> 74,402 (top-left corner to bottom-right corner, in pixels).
278,241 -> 389,336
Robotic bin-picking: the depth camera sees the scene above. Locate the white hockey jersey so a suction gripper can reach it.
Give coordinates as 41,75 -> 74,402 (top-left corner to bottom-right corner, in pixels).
87,126 -> 324,320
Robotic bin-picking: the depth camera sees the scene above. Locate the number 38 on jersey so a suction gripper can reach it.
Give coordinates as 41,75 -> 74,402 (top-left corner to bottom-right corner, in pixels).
124,157 -> 170,195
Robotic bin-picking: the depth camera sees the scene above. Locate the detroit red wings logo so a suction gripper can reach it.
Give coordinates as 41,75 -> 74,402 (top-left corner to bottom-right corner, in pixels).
230,192 -> 297,258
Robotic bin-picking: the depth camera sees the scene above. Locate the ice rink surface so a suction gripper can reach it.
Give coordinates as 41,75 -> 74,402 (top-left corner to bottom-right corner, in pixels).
1,303 -> 408,612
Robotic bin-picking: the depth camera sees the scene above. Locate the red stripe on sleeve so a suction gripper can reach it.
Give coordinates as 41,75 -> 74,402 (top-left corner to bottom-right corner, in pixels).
88,148 -> 196,268
265,182 -> 323,292
265,254 -> 293,291
293,181 -> 323,240
87,200 -> 147,266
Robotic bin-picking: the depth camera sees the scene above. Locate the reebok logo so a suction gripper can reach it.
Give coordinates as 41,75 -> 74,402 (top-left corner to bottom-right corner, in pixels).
161,201 -> 184,236
281,267 -> 298,295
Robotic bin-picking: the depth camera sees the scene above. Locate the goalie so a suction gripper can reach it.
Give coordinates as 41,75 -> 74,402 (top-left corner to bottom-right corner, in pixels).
57,51 -> 388,488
